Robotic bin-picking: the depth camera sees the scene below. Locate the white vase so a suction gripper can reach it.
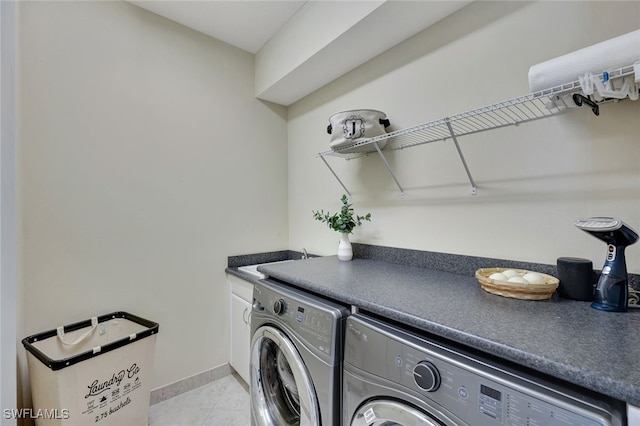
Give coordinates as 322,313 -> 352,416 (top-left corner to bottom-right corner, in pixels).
337,233 -> 353,261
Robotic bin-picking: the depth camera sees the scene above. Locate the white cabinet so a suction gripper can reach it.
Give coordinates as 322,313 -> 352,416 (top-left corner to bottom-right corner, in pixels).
228,274 -> 253,384
629,404 -> 640,426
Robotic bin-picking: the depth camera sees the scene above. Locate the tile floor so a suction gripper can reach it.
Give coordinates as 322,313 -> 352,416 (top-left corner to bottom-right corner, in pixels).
149,374 -> 250,425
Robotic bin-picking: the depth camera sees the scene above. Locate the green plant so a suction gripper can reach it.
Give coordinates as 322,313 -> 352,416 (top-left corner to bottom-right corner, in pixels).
312,194 -> 371,234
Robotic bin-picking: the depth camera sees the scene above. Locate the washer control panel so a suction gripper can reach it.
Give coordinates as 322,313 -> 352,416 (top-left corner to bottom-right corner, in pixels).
345,316 -> 621,426
254,280 -> 348,362
413,361 -> 440,392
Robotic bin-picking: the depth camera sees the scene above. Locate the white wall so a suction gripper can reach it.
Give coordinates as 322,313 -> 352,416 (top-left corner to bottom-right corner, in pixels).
288,1 -> 640,273
18,0 -> 288,401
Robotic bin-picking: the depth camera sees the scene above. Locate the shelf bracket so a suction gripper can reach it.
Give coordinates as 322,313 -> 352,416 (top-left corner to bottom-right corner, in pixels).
372,141 -> 405,197
445,119 -> 477,195
572,93 -> 600,116
320,155 -> 352,198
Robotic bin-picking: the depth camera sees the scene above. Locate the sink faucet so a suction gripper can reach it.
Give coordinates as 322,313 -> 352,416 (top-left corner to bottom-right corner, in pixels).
301,248 -> 309,259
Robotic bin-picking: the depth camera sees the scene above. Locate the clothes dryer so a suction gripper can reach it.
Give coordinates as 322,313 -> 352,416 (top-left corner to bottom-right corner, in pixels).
344,314 -> 625,426
250,279 -> 349,426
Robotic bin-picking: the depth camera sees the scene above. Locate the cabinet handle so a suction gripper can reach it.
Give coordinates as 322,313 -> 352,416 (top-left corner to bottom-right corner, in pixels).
242,308 -> 249,325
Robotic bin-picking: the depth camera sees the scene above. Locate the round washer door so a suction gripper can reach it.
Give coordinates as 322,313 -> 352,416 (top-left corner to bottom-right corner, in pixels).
251,325 -> 319,426
351,400 -> 443,426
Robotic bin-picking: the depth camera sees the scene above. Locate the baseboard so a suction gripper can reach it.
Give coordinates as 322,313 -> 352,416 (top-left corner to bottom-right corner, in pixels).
150,363 -> 232,405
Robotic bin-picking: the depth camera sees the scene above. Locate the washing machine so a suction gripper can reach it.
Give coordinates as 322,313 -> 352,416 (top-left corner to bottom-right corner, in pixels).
344,314 -> 625,426
250,279 -> 349,426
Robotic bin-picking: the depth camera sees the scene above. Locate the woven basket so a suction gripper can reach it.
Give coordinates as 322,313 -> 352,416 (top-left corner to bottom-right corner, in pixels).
475,268 -> 559,300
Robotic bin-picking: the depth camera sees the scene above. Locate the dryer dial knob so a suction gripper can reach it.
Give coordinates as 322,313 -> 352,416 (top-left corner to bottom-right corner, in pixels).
413,361 -> 440,392
273,299 -> 286,315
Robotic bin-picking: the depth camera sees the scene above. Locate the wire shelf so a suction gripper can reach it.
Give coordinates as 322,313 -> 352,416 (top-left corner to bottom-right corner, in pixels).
318,63 -> 638,197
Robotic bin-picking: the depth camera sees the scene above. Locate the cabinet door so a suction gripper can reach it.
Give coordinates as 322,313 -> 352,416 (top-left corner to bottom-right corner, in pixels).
629,404 -> 640,425
230,293 -> 251,384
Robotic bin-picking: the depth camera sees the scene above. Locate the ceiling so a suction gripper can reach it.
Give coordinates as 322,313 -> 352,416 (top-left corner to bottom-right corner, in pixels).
129,1 -> 307,54
128,1 -> 473,105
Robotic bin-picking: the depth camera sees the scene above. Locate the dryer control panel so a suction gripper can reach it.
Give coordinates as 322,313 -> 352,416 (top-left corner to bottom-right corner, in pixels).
345,315 -> 624,426
253,280 -> 348,364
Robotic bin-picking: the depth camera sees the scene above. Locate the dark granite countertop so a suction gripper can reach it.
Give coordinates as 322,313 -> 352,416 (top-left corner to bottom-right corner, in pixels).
257,255 -> 640,406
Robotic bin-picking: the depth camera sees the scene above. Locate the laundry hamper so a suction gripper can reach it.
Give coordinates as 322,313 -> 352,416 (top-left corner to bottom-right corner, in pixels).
22,312 -> 159,426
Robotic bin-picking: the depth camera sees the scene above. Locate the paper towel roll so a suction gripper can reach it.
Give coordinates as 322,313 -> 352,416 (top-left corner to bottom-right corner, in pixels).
528,29 -> 640,93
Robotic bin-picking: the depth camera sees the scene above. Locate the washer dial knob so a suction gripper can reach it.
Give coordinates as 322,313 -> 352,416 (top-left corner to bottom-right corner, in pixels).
413,361 -> 441,392
273,299 -> 286,315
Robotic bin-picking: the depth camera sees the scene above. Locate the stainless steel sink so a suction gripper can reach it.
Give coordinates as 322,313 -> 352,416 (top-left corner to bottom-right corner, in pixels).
238,260 -> 294,279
